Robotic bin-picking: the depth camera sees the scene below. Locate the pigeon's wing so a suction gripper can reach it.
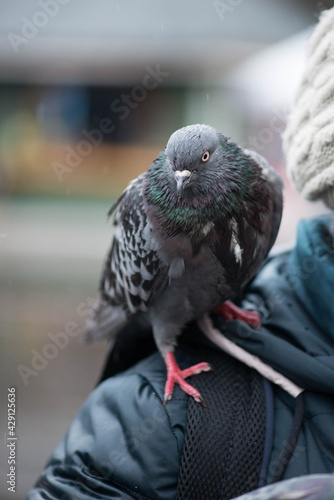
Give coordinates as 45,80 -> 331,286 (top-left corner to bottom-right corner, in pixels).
243,148 -> 283,252
212,150 -> 283,294
102,174 -> 168,312
84,174 -> 168,343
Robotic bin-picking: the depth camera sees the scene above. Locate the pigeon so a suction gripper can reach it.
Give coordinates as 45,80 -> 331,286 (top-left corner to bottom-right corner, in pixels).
233,474 -> 334,499
84,124 -> 283,405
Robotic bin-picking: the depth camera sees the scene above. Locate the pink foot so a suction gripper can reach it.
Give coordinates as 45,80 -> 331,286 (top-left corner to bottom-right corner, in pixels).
212,300 -> 261,329
163,352 -> 212,406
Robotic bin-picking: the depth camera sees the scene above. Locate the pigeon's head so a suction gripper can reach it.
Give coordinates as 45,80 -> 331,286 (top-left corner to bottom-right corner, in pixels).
165,124 -> 225,197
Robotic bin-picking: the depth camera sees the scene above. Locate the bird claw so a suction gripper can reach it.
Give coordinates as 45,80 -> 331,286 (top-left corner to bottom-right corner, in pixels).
163,352 -> 211,405
194,395 -> 206,407
212,300 -> 261,329
163,394 -> 172,406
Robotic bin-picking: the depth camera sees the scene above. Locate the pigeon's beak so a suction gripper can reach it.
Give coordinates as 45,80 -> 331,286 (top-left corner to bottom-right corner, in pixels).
175,170 -> 191,197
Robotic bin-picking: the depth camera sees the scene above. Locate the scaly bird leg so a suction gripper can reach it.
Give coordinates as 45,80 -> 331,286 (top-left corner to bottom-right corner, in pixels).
163,352 -> 212,406
212,300 -> 261,329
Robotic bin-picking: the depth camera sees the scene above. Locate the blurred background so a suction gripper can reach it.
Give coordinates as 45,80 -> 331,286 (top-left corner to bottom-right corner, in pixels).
0,0 -> 333,497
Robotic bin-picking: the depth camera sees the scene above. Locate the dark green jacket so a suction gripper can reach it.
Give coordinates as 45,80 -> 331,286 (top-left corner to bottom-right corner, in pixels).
27,217 -> 334,499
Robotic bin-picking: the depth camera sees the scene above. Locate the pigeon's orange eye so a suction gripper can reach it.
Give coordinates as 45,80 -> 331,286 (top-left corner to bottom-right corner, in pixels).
201,151 -> 210,162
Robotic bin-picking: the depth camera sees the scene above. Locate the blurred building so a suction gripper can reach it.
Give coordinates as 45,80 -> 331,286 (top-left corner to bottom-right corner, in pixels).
0,0 -> 330,198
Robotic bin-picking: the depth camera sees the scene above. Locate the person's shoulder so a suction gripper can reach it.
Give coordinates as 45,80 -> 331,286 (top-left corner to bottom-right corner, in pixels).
28,351 -> 189,500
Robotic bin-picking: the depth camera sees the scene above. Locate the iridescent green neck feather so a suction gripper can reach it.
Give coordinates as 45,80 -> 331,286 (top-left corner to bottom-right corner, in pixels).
143,146 -> 261,238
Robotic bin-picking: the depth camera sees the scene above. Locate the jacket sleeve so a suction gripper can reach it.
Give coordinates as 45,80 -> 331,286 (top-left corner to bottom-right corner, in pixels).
27,353 -> 189,500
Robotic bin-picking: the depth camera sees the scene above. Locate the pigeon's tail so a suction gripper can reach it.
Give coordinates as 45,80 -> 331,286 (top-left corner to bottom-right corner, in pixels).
82,296 -> 128,344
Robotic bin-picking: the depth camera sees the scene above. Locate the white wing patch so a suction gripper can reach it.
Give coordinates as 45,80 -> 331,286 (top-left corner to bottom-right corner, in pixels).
202,221 -> 214,236
230,218 -> 243,265
233,242 -> 243,264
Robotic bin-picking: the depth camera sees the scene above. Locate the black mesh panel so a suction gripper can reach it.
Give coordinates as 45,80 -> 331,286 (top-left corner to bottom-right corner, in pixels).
177,347 -> 266,500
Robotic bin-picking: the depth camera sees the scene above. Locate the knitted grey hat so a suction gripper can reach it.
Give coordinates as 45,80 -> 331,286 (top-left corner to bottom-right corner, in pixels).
283,8 -> 334,209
